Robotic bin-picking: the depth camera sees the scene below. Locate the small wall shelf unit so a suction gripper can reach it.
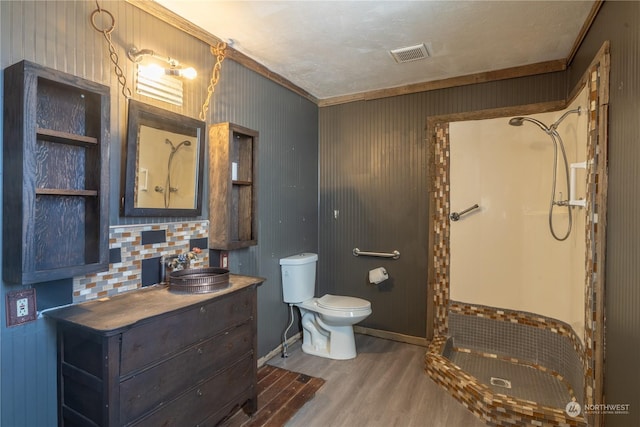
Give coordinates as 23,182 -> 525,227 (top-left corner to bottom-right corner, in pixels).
209,123 -> 258,250
2,60 -> 110,284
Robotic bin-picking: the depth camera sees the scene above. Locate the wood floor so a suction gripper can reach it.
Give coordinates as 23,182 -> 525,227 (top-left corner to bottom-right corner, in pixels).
220,365 -> 325,427
267,334 -> 487,427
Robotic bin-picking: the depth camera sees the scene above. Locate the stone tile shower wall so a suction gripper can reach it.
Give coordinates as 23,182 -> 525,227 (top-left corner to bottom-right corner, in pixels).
72,221 -> 209,302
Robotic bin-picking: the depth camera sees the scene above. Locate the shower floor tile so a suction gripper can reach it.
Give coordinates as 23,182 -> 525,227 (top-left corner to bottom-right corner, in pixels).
448,350 -> 572,409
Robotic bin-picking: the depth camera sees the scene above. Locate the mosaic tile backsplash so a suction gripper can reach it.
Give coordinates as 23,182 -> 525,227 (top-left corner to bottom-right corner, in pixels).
73,221 -> 209,302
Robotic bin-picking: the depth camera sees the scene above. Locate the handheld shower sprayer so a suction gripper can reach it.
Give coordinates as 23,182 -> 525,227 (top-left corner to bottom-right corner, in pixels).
508,107 -> 581,135
508,107 -> 582,241
509,116 -> 549,133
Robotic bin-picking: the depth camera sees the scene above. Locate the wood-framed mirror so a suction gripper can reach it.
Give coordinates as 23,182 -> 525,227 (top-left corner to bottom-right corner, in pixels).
123,100 -> 205,217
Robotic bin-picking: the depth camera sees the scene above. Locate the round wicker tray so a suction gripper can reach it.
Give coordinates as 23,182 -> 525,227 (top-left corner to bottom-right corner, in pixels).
168,267 -> 230,294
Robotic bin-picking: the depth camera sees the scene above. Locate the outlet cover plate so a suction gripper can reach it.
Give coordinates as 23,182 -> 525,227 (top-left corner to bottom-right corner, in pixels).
6,288 -> 37,327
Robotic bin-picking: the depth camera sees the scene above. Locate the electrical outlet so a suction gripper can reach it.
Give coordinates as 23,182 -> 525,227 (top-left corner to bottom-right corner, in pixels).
6,288 -> 37,327
16,298 -> 29,317
220,251 -> 229,269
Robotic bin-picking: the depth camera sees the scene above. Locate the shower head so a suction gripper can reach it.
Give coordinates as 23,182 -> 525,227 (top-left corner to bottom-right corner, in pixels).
508,116 -> 551,133
509,107 -> 582,134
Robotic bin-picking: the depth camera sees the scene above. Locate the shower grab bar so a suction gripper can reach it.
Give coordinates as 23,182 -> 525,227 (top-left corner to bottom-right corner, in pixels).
353,248 -> 400,260
449,204 -> 479,221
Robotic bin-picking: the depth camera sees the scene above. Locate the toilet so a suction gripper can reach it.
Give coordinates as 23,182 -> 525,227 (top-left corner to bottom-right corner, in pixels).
280,252 -> 372,360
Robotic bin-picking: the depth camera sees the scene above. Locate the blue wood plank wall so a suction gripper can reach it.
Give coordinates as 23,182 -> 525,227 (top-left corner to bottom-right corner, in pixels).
0,1 -> 317,425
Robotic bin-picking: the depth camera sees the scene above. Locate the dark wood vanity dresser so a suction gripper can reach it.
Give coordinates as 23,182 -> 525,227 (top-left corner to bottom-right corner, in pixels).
45,275 -> 264,427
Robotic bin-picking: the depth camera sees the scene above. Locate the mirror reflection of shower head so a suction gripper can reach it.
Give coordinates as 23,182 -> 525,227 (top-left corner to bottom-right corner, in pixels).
165,138 -> 192,152
175,140 -> 191,151
163,139 -> 192,208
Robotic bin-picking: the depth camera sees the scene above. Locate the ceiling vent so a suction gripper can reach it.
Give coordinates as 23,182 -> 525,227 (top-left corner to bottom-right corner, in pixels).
389,43 -> 430,64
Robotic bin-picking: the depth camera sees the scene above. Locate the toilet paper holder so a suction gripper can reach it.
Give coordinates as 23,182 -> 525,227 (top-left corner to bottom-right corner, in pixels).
353,248 -> 400,260
369,267 -> 389,285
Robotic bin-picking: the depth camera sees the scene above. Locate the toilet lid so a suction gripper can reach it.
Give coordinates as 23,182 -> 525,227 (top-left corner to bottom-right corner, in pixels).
317,294 -> 371,310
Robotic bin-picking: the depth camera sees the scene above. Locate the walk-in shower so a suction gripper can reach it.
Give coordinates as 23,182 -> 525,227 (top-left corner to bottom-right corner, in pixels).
427,47 -> 609,427
160,138 -> 191,208
508,107 -> 581,241
428,101 -> 590,426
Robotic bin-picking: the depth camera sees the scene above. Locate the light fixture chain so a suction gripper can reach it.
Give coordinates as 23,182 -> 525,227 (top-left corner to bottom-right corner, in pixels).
199,42 -> 227,121
90,1 -> 132,99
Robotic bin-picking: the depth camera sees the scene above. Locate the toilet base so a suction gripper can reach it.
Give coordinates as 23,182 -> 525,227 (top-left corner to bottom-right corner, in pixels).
301,341 -> 356,360
300,311 -> 358,360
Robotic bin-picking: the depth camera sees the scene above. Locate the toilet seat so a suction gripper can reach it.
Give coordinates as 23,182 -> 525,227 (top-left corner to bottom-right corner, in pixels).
317,294 -> 371,311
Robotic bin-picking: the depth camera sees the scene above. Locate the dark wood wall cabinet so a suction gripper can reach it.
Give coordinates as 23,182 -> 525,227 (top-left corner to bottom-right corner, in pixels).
209,123 -> 258,250
45,275 -> 263,427
2,60 -> 110,284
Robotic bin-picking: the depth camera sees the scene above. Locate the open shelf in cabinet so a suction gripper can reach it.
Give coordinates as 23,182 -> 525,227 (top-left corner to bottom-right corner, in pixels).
209,123 -> 258,250
3,60 -> 110,284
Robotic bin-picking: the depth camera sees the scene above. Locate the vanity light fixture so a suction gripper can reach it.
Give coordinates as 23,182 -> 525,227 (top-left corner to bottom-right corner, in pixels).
127,47 -> 197,79
128,46 -> 197,105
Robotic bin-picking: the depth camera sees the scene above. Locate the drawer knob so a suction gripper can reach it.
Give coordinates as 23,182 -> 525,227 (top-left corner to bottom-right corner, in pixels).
196,389 -> 203,397
200,306 -> 206,314
197,347 -> 204,354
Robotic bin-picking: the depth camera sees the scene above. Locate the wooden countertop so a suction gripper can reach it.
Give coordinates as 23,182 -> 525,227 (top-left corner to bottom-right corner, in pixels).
44,274 -> 264,335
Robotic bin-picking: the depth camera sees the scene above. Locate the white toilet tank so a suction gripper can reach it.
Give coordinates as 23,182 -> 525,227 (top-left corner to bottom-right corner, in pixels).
280,252 -> 318,303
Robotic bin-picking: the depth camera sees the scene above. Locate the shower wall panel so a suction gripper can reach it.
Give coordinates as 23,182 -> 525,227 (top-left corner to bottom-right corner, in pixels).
319,75 -> 567,338
448,94 -> 589,340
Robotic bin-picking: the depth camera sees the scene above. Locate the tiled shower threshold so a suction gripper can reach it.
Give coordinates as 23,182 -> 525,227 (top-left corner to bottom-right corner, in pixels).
447,348 -> 575,409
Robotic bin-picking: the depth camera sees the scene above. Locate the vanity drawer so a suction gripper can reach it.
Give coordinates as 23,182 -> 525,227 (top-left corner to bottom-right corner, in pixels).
120,322 -> 253,424
120,287 -> 255,375
129,355 -> 254,427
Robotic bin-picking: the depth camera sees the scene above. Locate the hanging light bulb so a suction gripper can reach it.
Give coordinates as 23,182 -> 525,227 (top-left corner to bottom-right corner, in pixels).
179,67 -> 197,80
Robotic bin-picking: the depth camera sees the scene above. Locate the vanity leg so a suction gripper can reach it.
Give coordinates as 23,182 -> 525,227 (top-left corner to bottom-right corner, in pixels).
243,393 -> 258,416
